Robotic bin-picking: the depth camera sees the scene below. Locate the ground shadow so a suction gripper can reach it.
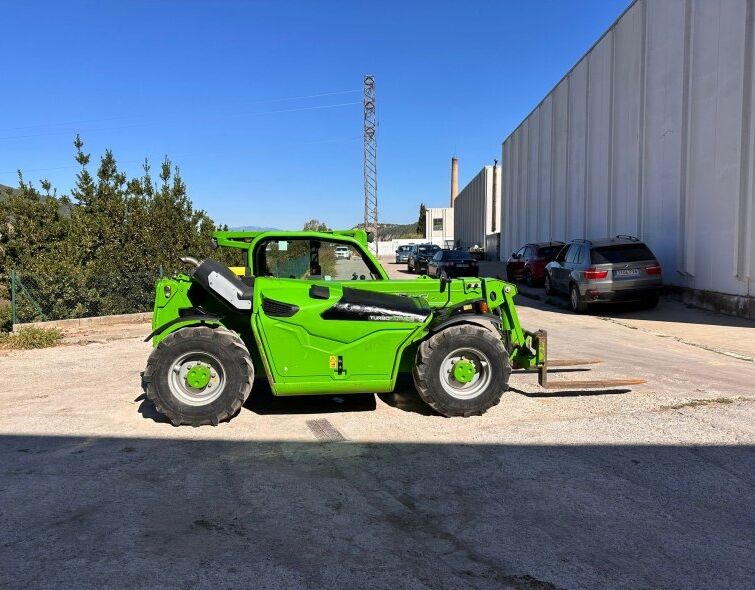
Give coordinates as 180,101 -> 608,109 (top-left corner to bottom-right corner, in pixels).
244,378 -> 378,415
2,434 -> 753,589
509,386 -> 631,398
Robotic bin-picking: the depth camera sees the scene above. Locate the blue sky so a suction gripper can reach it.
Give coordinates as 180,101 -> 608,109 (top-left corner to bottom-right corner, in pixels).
1,0 -> 628,229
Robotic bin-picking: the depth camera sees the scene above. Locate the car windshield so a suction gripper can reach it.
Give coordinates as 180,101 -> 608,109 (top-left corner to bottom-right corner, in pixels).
417,245 -> 439,254
398,246 -> 412,252
591,243 -> 655,264
537,245 -> 562,258
442,251 -> 474,260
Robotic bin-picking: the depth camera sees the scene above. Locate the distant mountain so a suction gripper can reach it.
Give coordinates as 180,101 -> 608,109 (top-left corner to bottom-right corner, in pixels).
353,222 -> 421,240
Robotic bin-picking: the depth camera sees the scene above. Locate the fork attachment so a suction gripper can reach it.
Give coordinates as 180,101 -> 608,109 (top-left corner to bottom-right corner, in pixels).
529,330 -> 645,390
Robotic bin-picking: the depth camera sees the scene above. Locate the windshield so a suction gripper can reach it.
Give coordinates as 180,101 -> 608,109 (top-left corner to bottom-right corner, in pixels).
417,245 -> 440,254
398,246 -> 412,252
591,244 -> 655,264
442,251 -> 474,260
537,245 -> 563,258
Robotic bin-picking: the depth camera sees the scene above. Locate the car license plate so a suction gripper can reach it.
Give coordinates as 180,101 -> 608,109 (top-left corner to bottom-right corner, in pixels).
457,264 -> 469,268
614,268 -> 640,278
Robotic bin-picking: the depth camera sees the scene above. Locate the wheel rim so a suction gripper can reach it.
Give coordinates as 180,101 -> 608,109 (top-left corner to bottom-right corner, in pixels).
439,347 -> 492,400
168,351 -> 226,406
570,287 -> 578,310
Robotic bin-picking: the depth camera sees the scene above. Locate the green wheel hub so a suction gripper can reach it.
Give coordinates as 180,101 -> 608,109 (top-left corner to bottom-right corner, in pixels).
452,359 -> 477,384
185,363 -> 212,389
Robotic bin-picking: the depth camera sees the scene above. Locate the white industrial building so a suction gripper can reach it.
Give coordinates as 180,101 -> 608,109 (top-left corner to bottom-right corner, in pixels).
424,206 -> 454,247
500,0 -> 754,317
453,164 -> 502,257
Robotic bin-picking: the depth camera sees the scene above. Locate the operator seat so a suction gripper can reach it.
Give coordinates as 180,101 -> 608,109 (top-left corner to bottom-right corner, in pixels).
190,259 -> 254,311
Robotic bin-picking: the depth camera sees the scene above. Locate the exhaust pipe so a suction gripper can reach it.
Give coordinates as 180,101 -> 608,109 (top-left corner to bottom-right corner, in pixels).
179,256 -> 200,268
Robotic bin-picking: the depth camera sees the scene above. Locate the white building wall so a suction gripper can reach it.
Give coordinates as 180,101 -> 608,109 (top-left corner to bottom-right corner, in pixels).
453,165 -> 502,250
425,207 -> 454,245
500,0 -> 755,299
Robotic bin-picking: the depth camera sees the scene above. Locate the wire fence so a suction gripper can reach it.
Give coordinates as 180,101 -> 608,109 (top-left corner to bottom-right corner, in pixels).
6,268 -> 168,326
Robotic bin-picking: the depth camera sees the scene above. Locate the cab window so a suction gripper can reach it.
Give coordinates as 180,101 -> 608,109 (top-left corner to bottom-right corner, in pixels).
257,239 -> 380,281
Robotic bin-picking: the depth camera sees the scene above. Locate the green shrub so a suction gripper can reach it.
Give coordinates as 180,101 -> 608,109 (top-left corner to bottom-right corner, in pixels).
0,326 -> 63,350
0,300 -> 11,333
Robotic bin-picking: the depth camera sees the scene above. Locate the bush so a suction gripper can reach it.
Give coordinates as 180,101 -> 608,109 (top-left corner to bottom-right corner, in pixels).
0,300 -> 11,333
0,326 -> 63,350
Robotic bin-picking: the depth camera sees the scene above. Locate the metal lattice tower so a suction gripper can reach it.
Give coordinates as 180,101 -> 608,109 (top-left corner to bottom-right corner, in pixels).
363,75 -> 378,252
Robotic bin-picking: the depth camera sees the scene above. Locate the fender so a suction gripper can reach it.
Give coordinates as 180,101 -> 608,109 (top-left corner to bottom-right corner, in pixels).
428,312 -> 502,334
144,313 -> 223,342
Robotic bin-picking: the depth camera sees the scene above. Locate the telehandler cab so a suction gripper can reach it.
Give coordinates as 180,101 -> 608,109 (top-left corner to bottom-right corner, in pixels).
142,229 -> 643,426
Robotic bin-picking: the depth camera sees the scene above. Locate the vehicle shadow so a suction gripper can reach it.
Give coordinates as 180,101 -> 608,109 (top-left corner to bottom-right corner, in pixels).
244,379 -> 378,415
136,377 -> 437,421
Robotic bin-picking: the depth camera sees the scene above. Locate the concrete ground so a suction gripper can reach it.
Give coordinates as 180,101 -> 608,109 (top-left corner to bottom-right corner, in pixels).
2,261 -> 754,589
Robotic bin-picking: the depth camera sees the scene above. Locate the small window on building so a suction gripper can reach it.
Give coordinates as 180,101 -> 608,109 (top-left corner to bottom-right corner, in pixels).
432,218 -> 443,231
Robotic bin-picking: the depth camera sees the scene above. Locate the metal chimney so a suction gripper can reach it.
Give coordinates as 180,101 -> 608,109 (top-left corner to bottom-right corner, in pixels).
451,156 -> 459,207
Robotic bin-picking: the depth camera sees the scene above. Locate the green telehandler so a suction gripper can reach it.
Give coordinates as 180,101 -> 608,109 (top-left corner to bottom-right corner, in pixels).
142,229 -> 643,425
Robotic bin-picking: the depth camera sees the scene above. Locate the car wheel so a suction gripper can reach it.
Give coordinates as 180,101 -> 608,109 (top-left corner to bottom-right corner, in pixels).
525,269 -> 535,288
570,284 -> 588,314
544,274 -> 554,295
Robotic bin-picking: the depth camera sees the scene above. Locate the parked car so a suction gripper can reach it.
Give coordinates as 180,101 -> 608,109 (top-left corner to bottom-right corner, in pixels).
395,244 -> 414,263
427,249 -> 479,278
505,241 -> 564,286
407,243 -> 441,274
335,245 -> 351,260
544,236 -> 662,313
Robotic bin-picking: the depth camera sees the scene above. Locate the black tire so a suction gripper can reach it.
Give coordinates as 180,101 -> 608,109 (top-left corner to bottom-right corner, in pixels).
413,325 -> 511,417
544,273 -> 555,295
407,261 -> 414,273
569,283 -> 588,314
143,326 -> 254,426
525,269 -> 535,288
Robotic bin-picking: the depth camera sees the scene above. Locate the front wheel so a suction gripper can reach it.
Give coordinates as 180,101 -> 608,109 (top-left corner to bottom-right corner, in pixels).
413,325 -> 511,417
143,326 -> 254,426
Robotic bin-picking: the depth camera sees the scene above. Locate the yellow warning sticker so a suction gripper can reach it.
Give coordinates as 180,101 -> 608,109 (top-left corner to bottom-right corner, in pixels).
329,355 -> 337,369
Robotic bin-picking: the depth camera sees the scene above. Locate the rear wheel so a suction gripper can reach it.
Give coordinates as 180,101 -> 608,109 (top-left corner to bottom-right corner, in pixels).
525,269 -> 535,287
413,325 -> 510,417
143,326 -> 254,426
570,284 -> 588,314
544,273 -> 554,295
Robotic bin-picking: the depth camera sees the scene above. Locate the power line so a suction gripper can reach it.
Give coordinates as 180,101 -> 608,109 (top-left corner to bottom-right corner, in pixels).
0,89 -> 361,133
0,101 -> 362,141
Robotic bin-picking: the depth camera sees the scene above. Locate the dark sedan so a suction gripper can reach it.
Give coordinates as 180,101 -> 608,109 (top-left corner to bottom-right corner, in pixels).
506,241 -> 564,286
427,249 -> 479,278
407,244 -> 441,274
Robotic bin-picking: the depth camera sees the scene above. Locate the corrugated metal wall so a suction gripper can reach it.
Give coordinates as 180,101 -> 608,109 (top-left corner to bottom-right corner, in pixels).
453,165 -> 501,250
501,0 -> 754,298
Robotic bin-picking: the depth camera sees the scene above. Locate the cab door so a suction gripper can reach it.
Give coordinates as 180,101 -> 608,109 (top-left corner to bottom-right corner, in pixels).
252,277 -> 426,392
